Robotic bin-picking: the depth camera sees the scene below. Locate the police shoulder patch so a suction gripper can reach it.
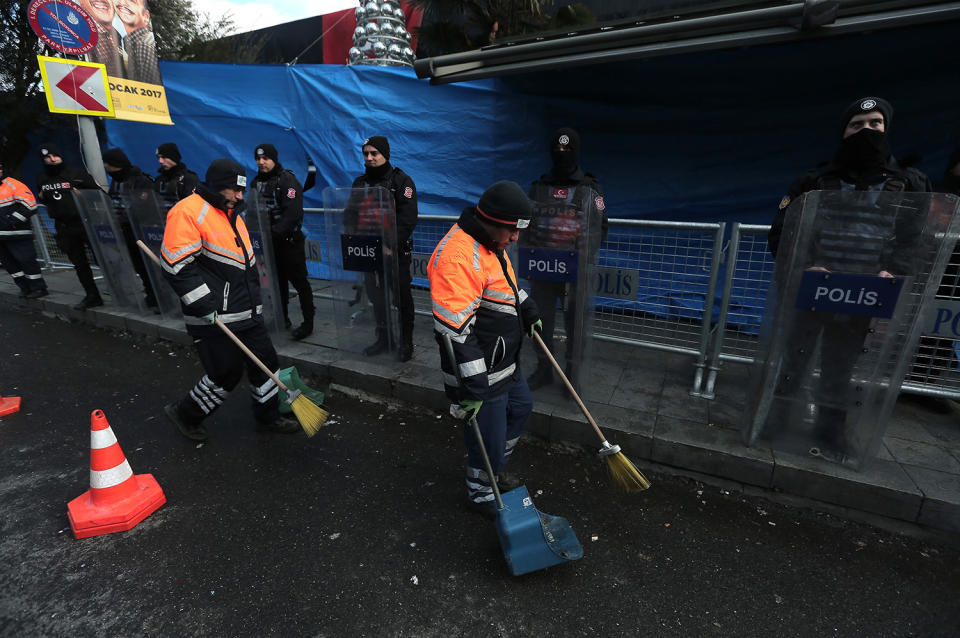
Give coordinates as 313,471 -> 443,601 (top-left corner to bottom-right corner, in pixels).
595,196 -> 605,211
778,195 -> 791,210
403,186 -> 413,199
287,188 -> 297,199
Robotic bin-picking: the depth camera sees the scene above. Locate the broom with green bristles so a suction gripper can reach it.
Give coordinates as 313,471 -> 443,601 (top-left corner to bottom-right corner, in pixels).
532,332 -> 651,492
137,240 -> 327,436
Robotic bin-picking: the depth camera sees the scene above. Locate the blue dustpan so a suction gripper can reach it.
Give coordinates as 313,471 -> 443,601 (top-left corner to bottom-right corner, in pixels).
496,485 -> 584,576
441,334 -> 582,576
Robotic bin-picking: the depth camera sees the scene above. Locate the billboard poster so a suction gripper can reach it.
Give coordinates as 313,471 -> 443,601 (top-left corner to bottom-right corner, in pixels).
78,0 -> 172,125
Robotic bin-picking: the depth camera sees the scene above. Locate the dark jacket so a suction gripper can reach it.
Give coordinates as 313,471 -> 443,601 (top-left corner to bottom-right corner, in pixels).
160,186 -> 263,336
528,168 -> 609,255
0,177 -> 39,239
937,174 -> 960,196
428,207 -> 539,401
155,163 -> 200,203
108,166 -> 154,221
36,164 -> 100,222
769,156 -> 931,258
251,164 -> 304,238
349,164 -> 418,248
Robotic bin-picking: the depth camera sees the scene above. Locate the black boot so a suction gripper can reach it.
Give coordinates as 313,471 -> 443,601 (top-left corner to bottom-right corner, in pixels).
527,365 -> 553,390
399,331 -> 414,362
364,328 -> 389,356
73,293 -> 104,310
291,318 -> 313,341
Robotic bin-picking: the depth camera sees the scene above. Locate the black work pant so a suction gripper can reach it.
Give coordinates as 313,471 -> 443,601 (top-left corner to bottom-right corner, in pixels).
176,322 -> 281,426
0,238 -> 46,293
365,253 -> 414,343
531,280 -> 577,366
273,233 -> 314,323
776,311 -> 871,448
54,218 -> 99,297
119,220 -> 155,301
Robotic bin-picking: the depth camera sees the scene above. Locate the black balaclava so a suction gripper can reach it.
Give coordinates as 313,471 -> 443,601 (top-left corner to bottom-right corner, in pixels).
833,97 -> 893,176
549,127 -> 580,177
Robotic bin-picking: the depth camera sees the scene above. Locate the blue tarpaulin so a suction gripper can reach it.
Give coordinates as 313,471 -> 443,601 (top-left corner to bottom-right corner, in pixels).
97,23 -> 956,333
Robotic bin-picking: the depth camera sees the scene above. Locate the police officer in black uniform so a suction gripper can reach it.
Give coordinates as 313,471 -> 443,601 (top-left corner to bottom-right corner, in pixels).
768,96 -> 931,461
154,142 -> 199,206
102,147 -> 158,309
526,127 -> 608,391
350,136 -> 419,362
251,143 -> 315,340
35,143 -> 104,310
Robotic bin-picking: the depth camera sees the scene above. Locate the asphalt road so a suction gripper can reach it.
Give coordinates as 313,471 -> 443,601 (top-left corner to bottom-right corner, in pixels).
1,304 -> 958,637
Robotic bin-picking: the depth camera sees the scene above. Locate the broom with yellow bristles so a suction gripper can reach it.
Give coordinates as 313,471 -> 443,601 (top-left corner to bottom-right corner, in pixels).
532,332 -> 651,492
137,240 -> 327,436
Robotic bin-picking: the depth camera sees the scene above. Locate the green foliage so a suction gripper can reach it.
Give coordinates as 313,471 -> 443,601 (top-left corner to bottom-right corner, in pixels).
0,2 -> 55,175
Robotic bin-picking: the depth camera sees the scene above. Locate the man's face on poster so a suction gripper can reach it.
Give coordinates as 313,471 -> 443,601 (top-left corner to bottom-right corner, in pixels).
81,0 -> 114,25
115,0 -> 150,32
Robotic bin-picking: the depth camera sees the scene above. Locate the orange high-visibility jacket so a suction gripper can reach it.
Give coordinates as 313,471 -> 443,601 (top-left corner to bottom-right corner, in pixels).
428,209 -> 539,401
0,177 -> 38,239
161,191 -> 262,334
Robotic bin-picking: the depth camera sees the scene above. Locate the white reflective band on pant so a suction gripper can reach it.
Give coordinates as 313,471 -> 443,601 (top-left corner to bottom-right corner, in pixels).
90,460 -> 134,489
90,427 -> 118,450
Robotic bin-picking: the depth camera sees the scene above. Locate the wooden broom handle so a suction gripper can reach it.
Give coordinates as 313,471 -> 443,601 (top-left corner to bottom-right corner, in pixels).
532,331 -> 607,444
136,240 -> 289,393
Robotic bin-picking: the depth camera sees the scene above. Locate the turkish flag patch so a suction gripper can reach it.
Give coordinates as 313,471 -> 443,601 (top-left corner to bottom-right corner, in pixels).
553,188 -> 568,199
287,188 -> 297,199
595,196 -> 605,211
403,186 -> 413,199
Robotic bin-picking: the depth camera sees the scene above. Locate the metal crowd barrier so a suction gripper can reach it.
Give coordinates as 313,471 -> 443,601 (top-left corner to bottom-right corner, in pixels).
28,203 -> 954,400
706,223 -> 960,400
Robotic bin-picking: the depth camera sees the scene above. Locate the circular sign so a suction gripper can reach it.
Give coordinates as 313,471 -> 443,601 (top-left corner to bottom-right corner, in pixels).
28,0 -> 98,55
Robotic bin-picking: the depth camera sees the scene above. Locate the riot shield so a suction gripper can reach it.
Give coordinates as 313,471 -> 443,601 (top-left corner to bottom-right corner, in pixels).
322,186 -> 400,359
74,190 -> 146,311
243,192 -> 287,337
743,190 -> 960,469
123,188 -> 181,319
518,183 -> 603,396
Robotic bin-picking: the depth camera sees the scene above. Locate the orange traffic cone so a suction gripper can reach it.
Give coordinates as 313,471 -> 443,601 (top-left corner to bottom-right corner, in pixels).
0,395 -> 21,417
67,409 -> 166,539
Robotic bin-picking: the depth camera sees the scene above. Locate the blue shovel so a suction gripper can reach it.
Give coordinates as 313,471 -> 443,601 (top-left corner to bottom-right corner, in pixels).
443,335 -> 583,576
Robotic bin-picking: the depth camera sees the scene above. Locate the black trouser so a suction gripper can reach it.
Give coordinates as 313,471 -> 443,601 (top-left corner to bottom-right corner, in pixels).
176,323 -> 281,426
54,218 -> 99,296
0,238 -> 46,293
776,311 -> 871,448
365,252 -> 414,343
273,232 -> 314,323
531,280 -> 577,367
119,220 -> 154,301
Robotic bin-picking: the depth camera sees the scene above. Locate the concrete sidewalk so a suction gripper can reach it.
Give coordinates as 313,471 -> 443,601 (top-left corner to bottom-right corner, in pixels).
5,268 -> 960,536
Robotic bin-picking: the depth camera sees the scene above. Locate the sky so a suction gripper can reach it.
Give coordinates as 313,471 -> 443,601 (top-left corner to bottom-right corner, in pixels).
200,0 -> 360,34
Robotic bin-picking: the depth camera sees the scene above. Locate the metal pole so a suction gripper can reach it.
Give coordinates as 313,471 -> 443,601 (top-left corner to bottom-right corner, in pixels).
78,116 -> 108,189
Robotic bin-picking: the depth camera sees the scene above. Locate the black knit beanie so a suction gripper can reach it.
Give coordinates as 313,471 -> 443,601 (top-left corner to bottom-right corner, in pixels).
254,143 -> 279,162
102,148 -> 131,168
40,143 -> 63,159
362,136 -> 390,160
205,158 -> 247,190
156,142 -> 181,163
550,127 -> 580,156
840,97 -> 893,139
476,181 -> 531,229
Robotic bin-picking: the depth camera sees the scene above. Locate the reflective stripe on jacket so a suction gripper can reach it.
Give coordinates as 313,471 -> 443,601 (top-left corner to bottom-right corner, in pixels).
428,216 -> 535,401
0,177 -> 39,238
161,192 -> 262,334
